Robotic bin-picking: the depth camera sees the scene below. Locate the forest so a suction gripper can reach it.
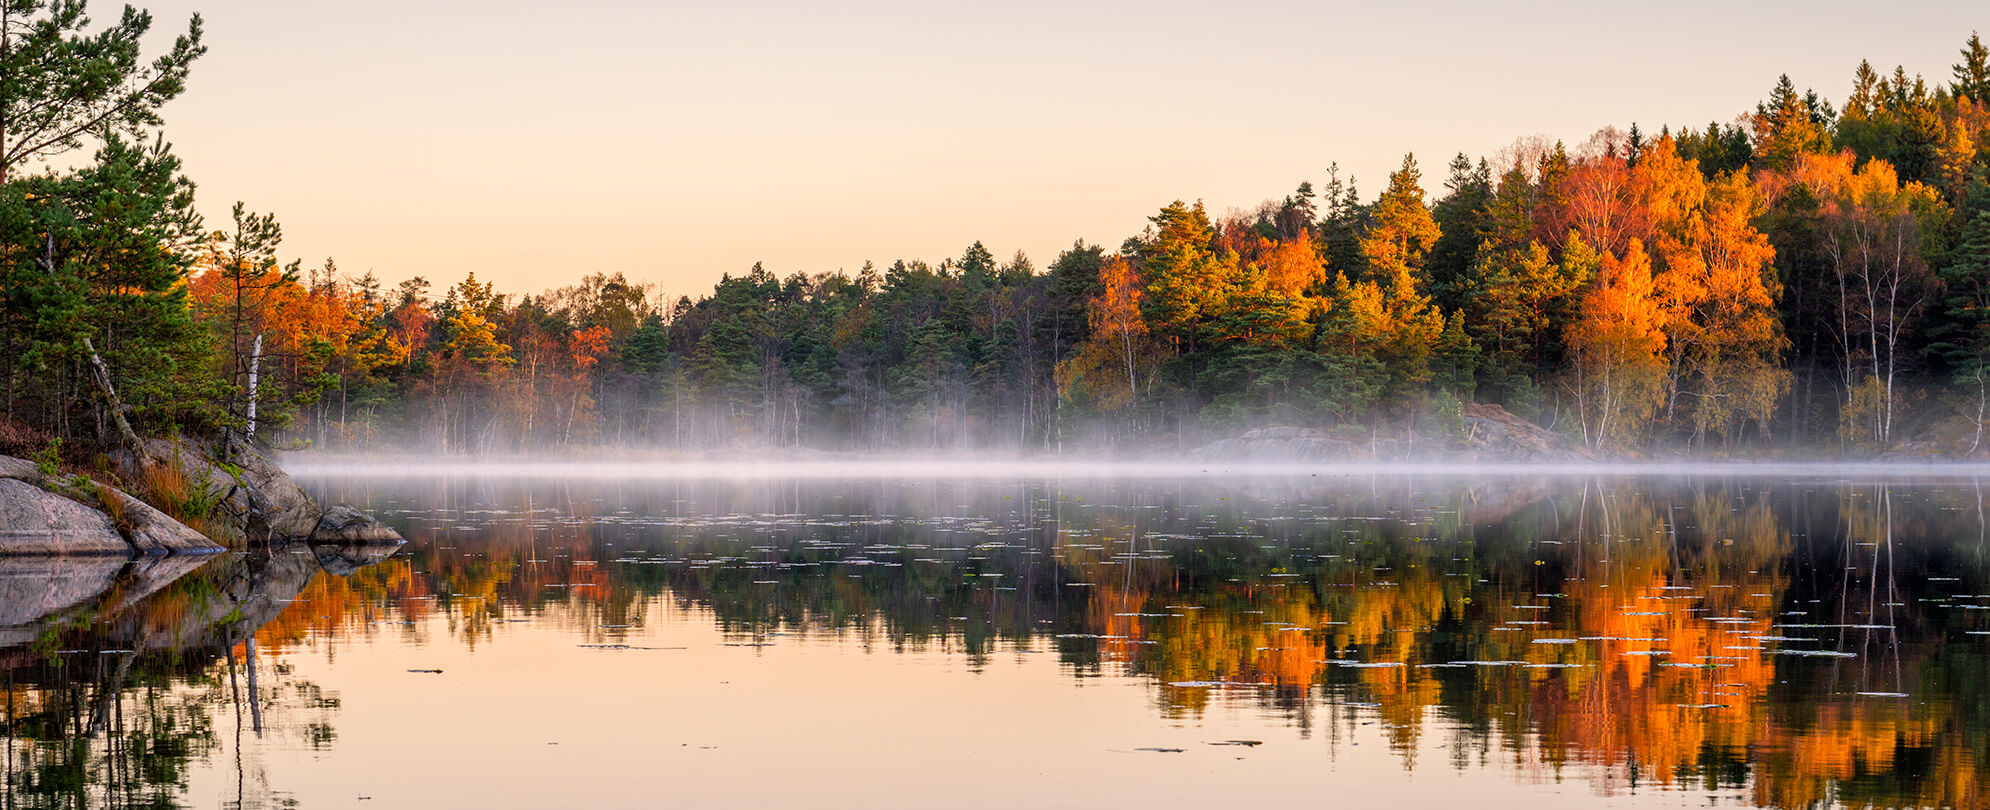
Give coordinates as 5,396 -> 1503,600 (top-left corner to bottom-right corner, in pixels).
4,2 -> 1990,457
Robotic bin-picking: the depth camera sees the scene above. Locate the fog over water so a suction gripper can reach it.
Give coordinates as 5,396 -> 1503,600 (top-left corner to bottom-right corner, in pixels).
284,456 -> 1990,481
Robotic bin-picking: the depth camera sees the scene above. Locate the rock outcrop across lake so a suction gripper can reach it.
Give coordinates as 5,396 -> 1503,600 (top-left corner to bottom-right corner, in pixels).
311,504 -> 403,543
1454,404 -> 1598,462
1190,404 -> 1596,463
1191,426 -> 1363,463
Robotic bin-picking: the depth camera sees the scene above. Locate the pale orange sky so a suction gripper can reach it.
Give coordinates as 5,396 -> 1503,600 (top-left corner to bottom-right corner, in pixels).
115,0 -> 1987,302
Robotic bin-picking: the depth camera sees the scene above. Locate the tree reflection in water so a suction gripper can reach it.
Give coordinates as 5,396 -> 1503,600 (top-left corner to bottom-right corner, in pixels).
8,473 -> 1990,808
2,542 -> 391,810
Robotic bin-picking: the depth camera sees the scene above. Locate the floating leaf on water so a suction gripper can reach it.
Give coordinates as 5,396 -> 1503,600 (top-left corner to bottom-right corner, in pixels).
1207,740 -> 1263,747
1134,747 -> 1185,753
407,669 -> 443,674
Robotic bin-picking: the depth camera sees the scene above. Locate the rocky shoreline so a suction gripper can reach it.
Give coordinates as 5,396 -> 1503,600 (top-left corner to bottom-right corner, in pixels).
0,436 -> 400,556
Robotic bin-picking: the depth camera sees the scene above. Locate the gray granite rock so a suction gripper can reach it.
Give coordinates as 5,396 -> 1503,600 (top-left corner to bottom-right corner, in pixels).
140,438 -> 322,543
229,439 -> 321,540
111,489 -> 224,553
0,478 -> 131,555
1190,426 -> 1364,462
0,453 -> 222,554
310,504 -> 404,543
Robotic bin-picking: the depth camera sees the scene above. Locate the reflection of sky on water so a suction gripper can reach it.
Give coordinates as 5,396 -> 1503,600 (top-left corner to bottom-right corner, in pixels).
5,472 -> 1990,808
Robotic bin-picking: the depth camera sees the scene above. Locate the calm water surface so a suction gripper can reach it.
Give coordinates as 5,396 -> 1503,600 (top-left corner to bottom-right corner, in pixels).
5,467 -> 1990,809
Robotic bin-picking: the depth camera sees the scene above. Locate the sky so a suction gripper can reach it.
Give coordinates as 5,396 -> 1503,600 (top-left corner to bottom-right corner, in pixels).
111,0 -> 1988,302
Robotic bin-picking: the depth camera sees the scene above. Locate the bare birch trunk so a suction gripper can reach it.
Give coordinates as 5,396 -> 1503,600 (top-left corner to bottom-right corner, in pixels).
246,333 -> 263,437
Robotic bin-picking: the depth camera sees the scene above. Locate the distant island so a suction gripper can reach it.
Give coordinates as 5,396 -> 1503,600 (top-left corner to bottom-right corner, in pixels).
4,3 -> 1990,477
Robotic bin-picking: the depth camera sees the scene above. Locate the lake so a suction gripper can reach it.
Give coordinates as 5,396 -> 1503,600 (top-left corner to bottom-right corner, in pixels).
5,464 -> 1989,809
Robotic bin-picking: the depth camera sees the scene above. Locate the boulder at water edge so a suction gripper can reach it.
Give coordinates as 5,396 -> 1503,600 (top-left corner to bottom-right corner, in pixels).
0,477 -> 134,554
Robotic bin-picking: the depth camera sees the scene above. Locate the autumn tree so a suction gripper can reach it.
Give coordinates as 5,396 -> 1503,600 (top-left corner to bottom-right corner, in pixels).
418,273 -> 515,451
1056,255 -> 1156,414
1360,154 -> 1440,287
1564,129 -> 1644,257
1567,237 -> 1668,450
1635,139 -> 1791,446
1674,170 -> 1791,445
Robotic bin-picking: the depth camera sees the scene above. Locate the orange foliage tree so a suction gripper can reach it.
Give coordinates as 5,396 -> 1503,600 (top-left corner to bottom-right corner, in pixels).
1566,237 -> 1667,450
1055,255 -> 1156,412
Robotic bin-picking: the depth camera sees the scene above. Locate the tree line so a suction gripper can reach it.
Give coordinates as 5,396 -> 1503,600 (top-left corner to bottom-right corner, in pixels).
3,2 -> 1990,456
